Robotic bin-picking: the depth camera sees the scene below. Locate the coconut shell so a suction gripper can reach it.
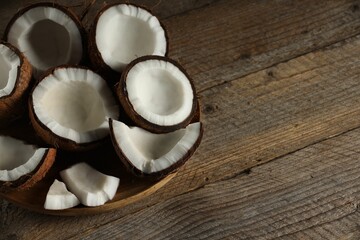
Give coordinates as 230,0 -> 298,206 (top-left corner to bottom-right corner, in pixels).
28,99 -> 111,152
88,3 -> 169,82
3,2 -> 88,75
109,119 -> 203,179
28,65 -> 119,152
0,42 -> 32,126
0,148 -> 56,193
117,55 -> 198,134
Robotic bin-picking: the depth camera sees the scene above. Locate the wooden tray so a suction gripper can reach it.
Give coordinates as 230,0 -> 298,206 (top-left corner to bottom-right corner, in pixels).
0,118 -> 177,216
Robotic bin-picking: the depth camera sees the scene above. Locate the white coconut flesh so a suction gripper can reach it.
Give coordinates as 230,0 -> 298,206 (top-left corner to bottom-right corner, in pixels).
96,4 -> 167,71
60,162 -> 120,207
7,6 -> 82,78
0,44 -> 21,97
112,120 -> 201,174
44,179 -> 80,210
0,136 -> 46,182
126,59 -> 194,126
32,67 -> 119,143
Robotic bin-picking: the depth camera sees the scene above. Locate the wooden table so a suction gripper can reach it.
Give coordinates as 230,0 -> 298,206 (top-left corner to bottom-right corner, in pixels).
2,0 -> 360,239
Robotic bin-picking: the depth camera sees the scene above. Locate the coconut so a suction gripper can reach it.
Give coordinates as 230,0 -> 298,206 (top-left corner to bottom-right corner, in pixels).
29,66 -> 119,151
0,136 -> 56,192
3,2 -> 86,79
88,3 -> 168,78
60,162 -> 120,207
0,42 -> 32,124
117,56 -> 198,133
44,179 -> 80,210
109,119 -> 203,178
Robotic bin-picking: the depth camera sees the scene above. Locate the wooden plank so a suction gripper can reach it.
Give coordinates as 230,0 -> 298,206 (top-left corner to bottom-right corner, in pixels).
157,33 -> 360,198
165,0 -> 360,91
2,0 -> 360,92
66,127 -> 360,239
3,0 -> 360,239
4,27 -> 360,240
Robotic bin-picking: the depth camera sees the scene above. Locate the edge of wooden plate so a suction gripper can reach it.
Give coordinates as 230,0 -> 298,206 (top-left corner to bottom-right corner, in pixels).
0,172 -> 177,216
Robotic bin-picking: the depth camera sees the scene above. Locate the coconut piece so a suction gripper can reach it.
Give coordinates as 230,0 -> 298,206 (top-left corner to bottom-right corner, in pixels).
4,2 -> 85,79
29,66 -> 119,151
0,136 -> 56,191
89,3 -> 168,76
0,42 -> 32,123
117,56 -> 197,133
109,119 -> 203,178
60,162 -> 120,207
44,179 -> 80,210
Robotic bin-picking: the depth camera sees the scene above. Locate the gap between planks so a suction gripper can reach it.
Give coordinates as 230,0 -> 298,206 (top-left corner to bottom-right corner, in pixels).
220,121 -> 360,183
198,29 -> 360,95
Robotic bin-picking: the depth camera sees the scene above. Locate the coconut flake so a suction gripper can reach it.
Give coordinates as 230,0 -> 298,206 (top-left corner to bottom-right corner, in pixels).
7,5 -> 83,78
0,136 -> 47,182
60,162 -> 120,207
44,179 -> 80,210
32,67 -> 119,144
111,120 -> 201,174
0,44 -> 21,97
96,4 -> 167,71
126,59 -> 194,126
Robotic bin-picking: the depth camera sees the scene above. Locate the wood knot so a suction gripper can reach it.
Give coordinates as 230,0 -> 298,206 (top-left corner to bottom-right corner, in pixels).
203,104 -> 215,114
5,234 -> 18,240
351,4 -> 359,12
267,71 -> 274,77
300,29 -> 309,34
244,168 -> 252,175
240,53 -> 251,60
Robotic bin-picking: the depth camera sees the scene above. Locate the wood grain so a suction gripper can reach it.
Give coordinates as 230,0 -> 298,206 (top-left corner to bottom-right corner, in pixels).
66,127 -> 360,240
3,0 -> 360,92
158,33 -> 360,200
2,0 -> 360,239
4,20 -> 360,240
165,0 -> 360,91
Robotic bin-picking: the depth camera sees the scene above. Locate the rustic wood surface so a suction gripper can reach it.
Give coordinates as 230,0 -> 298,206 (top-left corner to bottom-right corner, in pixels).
2,0 -> 360,239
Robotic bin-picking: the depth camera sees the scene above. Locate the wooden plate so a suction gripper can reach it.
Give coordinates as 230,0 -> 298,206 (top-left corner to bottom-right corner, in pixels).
0,118 -> 177,216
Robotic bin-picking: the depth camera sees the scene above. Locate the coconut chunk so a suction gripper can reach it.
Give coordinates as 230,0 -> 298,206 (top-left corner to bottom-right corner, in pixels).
44,179 -> 80,210
0,136 -> 46,182
30,66 -> 119,150
91,4 -> 167,72
4,3 -> 84,79
0,42 -> 32,123
0,44 -> 20,98
118,56 -> 197,133
110,120 -> 203,177
0,136 -> 56,191
60,162 -> 120,207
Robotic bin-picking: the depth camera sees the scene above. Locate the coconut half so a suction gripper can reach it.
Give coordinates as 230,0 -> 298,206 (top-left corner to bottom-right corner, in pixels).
117,56 -> 197,133
4,2 -> 85,79
44,179 -> 80,210
0,136 -> 56,191
60,162 -> 120,207
110,119 -> 203,178
0,42 -> 32,123
89,3 -> 168,75
29,66 -> 119,151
